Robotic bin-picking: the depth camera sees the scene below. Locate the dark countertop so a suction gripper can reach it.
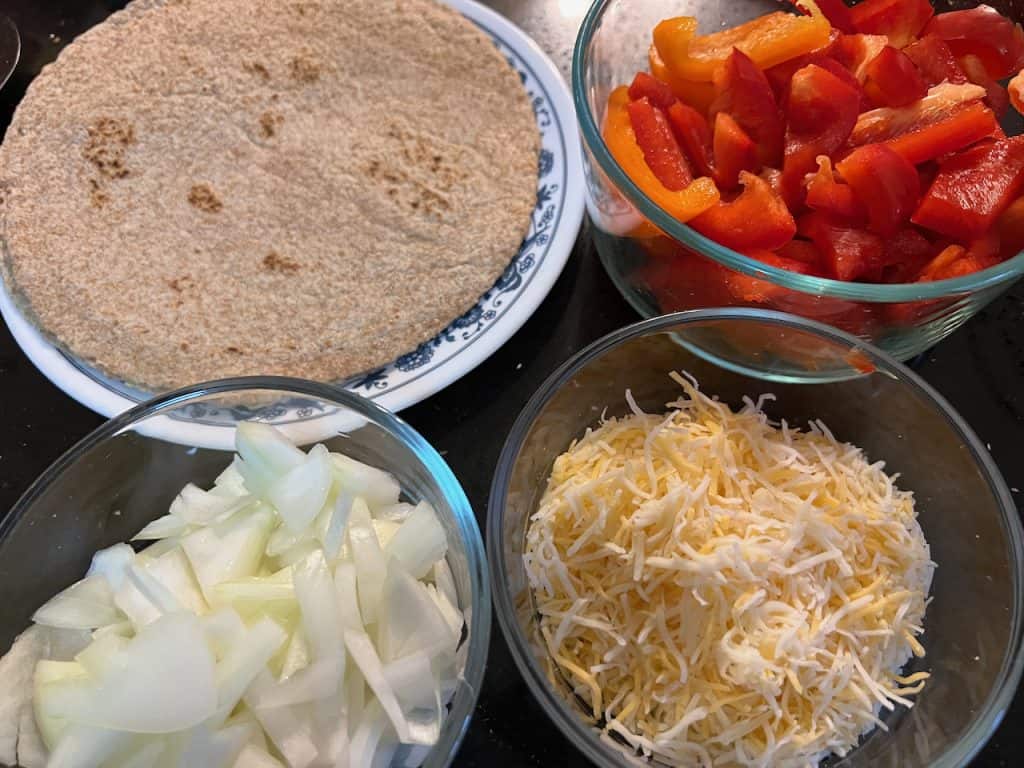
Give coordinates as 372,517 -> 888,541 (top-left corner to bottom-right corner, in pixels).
0,2 -> 1022,766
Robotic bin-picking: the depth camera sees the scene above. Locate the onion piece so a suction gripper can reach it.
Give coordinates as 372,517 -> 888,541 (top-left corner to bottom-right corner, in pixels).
385,502 -> 447,579
45,613 -> 217,733
232,743 -> 286,768
114,563 -> 185,629
45,724 -> 132,768
243,672 -> 319,768
213,617 -> 287,719
182,506 -> 275,599
33,659 -> 84,749
331,454 -> 401,509
87,544 -> 136,591
268,445 -> 333,533
171,483 -> 255,526
323,490 -> 354,561
349,700 -> 397,768
374,503 -> 415,524
234,423 -> 306,499
109,738 -> 166,768
344,630 -> 409,742
279,628 -> 311,681
432,560 -> 457,610
381,652 -> 435,712
176,720 -> 256,768
32,576 -> 121,630
349,499 -> 387,626
377,563 -> 457,664
133,514 -> 189,541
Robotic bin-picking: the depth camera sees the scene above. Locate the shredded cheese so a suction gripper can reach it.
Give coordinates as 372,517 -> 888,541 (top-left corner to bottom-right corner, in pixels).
524,373 -> 933,767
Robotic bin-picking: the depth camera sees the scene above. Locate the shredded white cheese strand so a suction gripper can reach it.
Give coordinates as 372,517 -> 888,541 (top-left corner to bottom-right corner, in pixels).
524,373 -> 934,767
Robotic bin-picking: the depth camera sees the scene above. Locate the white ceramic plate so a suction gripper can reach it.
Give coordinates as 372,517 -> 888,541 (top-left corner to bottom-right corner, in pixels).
0,0 -> 584,423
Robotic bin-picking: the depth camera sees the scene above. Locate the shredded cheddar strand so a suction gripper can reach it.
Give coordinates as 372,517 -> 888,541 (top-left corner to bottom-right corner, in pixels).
524,373 -> 933,767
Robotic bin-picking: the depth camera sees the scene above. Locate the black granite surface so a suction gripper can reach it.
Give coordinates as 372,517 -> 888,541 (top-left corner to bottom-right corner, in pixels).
0,2 -> 1021,766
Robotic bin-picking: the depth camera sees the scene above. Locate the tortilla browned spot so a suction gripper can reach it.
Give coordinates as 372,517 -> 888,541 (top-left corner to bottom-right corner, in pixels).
0,0 -> 539,391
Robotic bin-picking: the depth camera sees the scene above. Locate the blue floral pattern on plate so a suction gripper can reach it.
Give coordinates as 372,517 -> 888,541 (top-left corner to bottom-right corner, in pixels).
52,14 -> 571,428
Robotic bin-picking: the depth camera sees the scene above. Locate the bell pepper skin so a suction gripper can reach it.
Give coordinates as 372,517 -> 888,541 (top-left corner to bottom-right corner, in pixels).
709,48 -> 785,166
667,102 -> 715,177
805,0 -> 856,34
691,171 -> 796,250
904,35 -> 968,88
883,101 -> 999,165
805,156 -> 867,224
799,211 -> 885,280
712,112 -> 760,190
912,136 -> 1024,241
782,64 -> 861,205
850,82 -> 987,146
864,46 -> 928,108
776,238 -> 823,265
653,12 -> 831,83
923,5 -> 1024,80
833,33 -> 889,81
627,97 -> 694,190
628,72 -> 678,110
957,54 -> 1009,118
837,144 -> 921,236
879,227 -> 935,282
850,0 -> 934,49
603,86 -> 721,221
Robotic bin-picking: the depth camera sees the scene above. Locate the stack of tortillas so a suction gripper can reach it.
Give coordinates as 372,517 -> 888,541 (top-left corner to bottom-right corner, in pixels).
0,0 -> 538,391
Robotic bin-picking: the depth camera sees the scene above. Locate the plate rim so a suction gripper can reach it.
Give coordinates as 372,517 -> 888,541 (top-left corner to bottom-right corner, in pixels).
0,0 -> 584,420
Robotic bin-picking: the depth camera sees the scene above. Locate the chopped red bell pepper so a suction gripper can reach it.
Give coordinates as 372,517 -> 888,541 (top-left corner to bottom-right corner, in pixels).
904,35 -> 968,88
833,33 -> 889,81
863,46 -> 928,108
879,227 -> 935,282
691,171 -> 796,250
837,144 -> 920,236
725,250 -> 817,303
998,195 -> 1024,257
709,48 -> 785,167
924,5 -> 1024,80
915,244 -> 981,281
850,83 -> 989,146
782,64 -> 861,205
627,97 -> 694,191
666,102 -> 715,177
883,101 -> 999,165
799,211 -> 885,280
850,0 -> 934,49
764,31 -> 841,97
958,54 -> 1009,118
805,155 -> 867,224
713,112 -> 760,190
628,71 -> 678,110
760,166 -> 785,199
805,0 -> 856,34
913,136 -> 1024,241
776,238 -> 823,265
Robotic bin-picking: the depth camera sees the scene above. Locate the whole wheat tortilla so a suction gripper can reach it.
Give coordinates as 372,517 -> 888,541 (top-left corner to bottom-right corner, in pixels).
0,0 -> 538,391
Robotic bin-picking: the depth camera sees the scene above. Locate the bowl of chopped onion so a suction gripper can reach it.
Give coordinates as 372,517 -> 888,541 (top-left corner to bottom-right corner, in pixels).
0,377 -> 488,768
488,308 -> 1023,768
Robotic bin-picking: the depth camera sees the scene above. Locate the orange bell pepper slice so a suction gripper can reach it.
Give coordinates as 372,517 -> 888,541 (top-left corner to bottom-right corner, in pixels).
653,12 -> 832,83
602,86 -> 719,227
648,44 -> 717,114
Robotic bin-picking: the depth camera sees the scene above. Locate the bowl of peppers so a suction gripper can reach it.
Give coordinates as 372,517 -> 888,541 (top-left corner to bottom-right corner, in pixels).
574,0 -> 1024,369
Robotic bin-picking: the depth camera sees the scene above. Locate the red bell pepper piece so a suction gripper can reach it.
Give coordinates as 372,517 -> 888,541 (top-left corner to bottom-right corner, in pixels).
627,97 -> 694,191
806,0 -> 856,34
924,5 -> 1024,80
666,102 -> 715,178
850,0 -> 934,49
864,46 -> 928,108
776,239 -> 823,265
725,250 -> 817,303
904,35 -> 968,88
883,101 -> 999,165
879,227 -> 935,283
782,64 -> 861,205
833,33 -> 889,81
628,71 -> 678,111
850,83 -> 989,146
998,195 -> 1024,257
713,112 -> 759,190
709,48 -> 785,167
837,144 -> 921,237
691,171 -> 796,250
764,30 -> 841,97
957,54 -> 1009,118
914,243 -> 996,281
1011,70 -> 1024,115
805,156 -> 867,224
799,211 -> 885,281
913,136 -> 1024,241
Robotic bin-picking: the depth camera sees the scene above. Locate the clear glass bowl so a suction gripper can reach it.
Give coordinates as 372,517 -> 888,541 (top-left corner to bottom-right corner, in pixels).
0,377 -> 489,768
488,309 -> 1024,767
572,0 -> 1024,363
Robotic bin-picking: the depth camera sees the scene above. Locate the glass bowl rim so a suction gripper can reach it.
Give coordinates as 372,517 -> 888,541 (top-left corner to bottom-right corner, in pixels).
487,308 -> 1024,768
0,375 -> 490,768
571,0 -> 1024,303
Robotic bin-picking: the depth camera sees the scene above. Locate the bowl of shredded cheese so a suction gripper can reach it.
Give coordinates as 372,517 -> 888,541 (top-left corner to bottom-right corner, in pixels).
488,308 -> 1023,768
